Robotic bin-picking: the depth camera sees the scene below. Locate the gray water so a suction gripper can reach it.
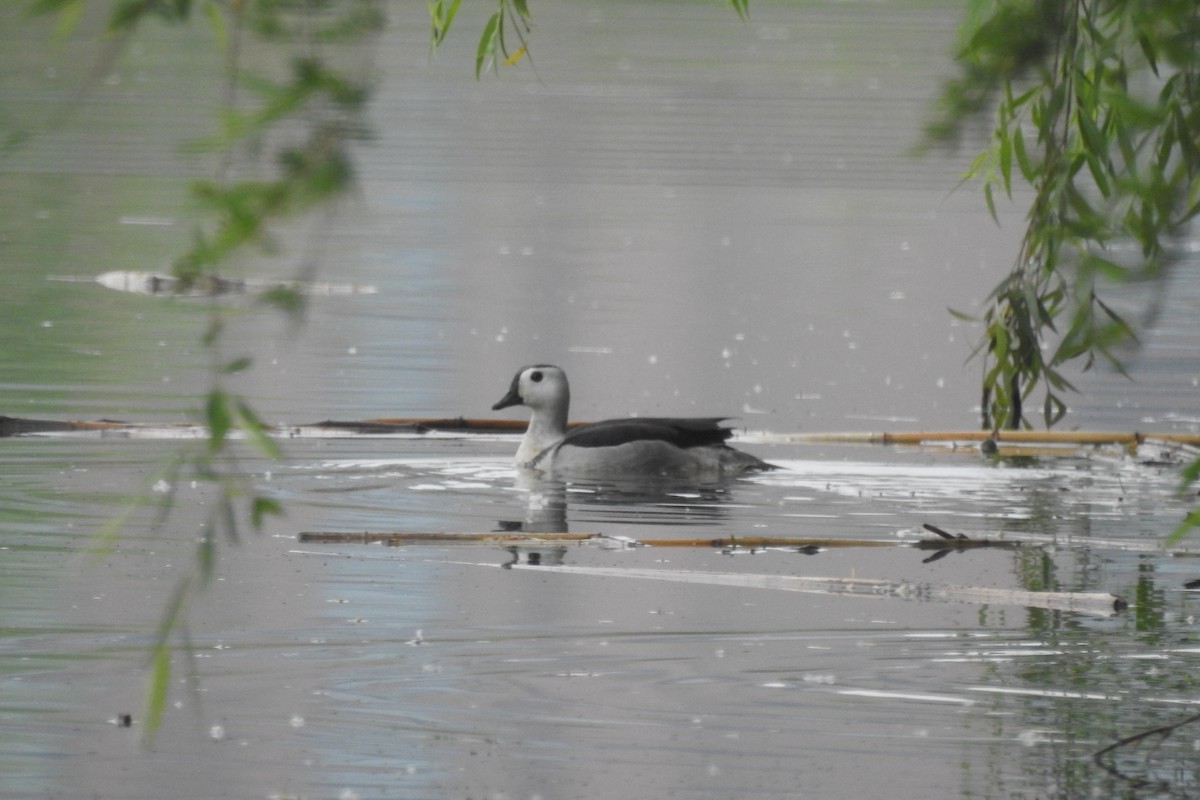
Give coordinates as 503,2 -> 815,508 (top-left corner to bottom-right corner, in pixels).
4,2 -> 1200,799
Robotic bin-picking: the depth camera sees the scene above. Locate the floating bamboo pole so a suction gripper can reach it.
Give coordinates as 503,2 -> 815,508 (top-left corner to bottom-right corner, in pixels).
296,525 -> 1137,614
297,527 -> 1200,556
298,531 -> 596,545
3,413 -> 1199,446
297,531 -> 907,548
493,563 -> 1128,615
347,417 -> 533,431
4,411 -> 1199,450
745,429 -> 1200,446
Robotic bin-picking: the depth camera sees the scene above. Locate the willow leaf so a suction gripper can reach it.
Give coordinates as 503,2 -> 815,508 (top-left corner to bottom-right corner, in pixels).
475,11 -> 500,79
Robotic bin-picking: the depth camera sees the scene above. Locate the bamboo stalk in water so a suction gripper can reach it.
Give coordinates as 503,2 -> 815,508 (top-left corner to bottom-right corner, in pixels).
495,563 -> 1128,615
298,531 -> 919,548
298,531 -> 597,545
749,430 -> 1200,446
3,413 -> 1199,445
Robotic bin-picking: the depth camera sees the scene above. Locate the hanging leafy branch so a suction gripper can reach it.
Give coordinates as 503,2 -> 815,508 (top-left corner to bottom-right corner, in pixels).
925,0 -> 1200,432
427,0 -> 748,79
27,0 -> 382,739
428,0 -> 533,77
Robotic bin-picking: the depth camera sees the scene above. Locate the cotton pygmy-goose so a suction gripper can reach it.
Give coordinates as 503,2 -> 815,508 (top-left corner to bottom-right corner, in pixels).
491,364 -> 775,477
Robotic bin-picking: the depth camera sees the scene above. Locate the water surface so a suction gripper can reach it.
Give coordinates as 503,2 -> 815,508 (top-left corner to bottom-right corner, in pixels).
3,2 -> 1200,799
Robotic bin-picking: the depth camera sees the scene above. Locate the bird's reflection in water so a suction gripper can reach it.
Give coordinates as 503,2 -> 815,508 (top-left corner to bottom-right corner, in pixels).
502,544 -> 569,568
495,466 -> 751,539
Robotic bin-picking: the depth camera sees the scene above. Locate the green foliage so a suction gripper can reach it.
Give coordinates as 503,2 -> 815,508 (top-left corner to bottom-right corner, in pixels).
100,377 -> 290,740
428,0 -> 462,48
928,0 -> 1200,538
476,1 -> 532,78
927,0 -> 1200,431
26,0 -> 380,741
426,0 -> 533,78
430,0 -> 747,80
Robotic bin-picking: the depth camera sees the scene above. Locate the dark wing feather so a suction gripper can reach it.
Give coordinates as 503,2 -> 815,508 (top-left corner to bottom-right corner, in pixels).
561,417 -> 733,449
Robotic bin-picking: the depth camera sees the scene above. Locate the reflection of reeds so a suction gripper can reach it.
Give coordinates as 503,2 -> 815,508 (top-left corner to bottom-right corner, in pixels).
1094,710 -> 1200,792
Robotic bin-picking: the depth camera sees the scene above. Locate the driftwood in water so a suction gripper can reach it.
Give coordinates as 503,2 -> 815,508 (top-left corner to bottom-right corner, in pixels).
0,416 -> 127,437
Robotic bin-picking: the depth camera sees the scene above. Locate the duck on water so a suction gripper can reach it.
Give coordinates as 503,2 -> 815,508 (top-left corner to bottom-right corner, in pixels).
491,364 -> 775,478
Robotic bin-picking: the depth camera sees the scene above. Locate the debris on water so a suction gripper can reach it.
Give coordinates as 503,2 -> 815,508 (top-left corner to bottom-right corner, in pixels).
97,271 -> 246,296
118,215 -> 175,226
923,523 -> 966,541
1016,729 -> 1055,747
93,271 -> 378,297
720,545 -> 767,555
599,534 -> 647,549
